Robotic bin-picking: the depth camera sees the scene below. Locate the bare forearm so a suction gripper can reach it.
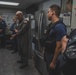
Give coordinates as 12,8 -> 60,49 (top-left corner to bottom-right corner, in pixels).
52,46 -> 61,64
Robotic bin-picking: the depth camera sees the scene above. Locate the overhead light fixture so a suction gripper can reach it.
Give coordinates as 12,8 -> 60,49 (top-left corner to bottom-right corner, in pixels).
0,1 -> 19,6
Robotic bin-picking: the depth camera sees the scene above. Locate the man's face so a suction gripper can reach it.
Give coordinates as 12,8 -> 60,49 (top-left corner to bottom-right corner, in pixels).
13,18 -> 17,23
66,3 -> 72,12
16,13 -> 22,21
47,8 -> 54,20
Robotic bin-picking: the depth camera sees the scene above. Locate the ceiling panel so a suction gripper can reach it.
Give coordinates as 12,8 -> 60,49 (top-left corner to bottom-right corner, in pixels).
0,0 -> 22,2
0,0 -> 47,9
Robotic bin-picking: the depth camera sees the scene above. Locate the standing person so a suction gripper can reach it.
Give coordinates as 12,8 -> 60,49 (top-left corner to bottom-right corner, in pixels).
10,16 -> 18,54
43,4 -> 67,75
66,0 -> 72,12
0,15 -> 7,48
15,11 -> 29,69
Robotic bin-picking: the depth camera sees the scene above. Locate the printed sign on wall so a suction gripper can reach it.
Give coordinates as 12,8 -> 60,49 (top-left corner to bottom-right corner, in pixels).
2,15 -> 13,27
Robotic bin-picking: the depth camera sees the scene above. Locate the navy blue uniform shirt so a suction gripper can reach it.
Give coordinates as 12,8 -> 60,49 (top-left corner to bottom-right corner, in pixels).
0,20 -> 7,35
45,21 -> 67,54
10,23 -> 17,34
49,23 -> 67,41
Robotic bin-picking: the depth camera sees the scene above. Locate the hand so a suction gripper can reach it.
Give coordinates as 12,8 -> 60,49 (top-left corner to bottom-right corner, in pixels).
10,37 -> 13,40
10,34 -> 16,39
15,29 -> 18,33
0,29 -> 2,32
11,34 -> 16,37
50,62 -> 56,69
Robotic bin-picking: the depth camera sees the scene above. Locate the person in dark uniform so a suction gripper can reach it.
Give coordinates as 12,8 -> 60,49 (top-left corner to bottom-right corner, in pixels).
15,11 -> 29,69
43,4 -> 67,75
0,15 -> 7,48
10,16 -> 18,54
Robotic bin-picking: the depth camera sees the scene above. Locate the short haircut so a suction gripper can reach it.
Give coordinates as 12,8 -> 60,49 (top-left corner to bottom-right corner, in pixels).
16,11 -> 23,16
49,4 -> 61,17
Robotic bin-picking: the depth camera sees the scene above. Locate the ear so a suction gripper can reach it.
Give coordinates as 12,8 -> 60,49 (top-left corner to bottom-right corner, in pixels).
52,13 -> 54,15
52,11 -> 55,15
